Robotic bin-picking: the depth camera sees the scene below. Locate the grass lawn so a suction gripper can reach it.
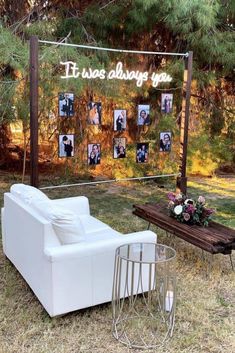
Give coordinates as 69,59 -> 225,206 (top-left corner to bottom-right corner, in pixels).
0,174 -> 234,353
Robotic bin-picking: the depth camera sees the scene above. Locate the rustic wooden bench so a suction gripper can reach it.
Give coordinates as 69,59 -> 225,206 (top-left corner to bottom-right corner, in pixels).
133,203 -> 235,269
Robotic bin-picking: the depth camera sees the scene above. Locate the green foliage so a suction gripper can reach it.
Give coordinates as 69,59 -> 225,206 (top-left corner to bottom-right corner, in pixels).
0,25 -> 28,70
23,20 -> 58,40
0,1 -> 234,176
0,83 -> 17,123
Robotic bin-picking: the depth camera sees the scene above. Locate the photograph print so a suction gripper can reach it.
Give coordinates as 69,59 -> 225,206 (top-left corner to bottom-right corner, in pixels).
161,93 -> 173,114
87,143 -> 101,165
160,132 -> 172,152
136,142 -> 149,163
113,138 -> 126,159
137,104 -> 150,126
58,92 -> 74,117
87,101 -> 102,125
113,109 -> 127,131
59,134 -> 74,157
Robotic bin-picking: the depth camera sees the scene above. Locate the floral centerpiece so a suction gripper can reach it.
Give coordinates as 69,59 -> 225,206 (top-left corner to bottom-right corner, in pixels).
167,193 -> 215,226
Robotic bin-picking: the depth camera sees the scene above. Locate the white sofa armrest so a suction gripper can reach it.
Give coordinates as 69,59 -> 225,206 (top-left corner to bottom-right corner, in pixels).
44,230 -> 157,262
50,196 -> 90,215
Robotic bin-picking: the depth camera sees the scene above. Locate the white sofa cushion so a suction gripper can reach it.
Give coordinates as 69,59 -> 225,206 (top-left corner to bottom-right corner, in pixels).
32,200 -> 85,245
10,184 -> 49,204
78,215 -> 111,235
51,196 -> 90,216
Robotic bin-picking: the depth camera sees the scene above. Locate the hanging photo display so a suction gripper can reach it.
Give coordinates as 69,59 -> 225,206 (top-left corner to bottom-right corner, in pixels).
113,138 -> 126,159
137,105 -> 150,126
136,143 -> 149,163
58,93 -> 74,117
160,132 -> 172,152
58,134 -> 74,157
161,93 -> 173,114
87,143 -> 101,165
87,101 -> 102,125
113,110 -> 126,131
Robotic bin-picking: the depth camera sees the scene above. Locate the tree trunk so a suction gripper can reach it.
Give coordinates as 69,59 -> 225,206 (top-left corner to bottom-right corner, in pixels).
0,123 -> 11,168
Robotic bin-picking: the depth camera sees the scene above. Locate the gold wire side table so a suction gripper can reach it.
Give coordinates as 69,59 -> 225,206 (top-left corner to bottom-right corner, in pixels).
112,243 -> 176,350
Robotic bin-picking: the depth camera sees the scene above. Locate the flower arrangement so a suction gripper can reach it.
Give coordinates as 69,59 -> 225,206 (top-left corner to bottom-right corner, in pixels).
167,193 -> 215,226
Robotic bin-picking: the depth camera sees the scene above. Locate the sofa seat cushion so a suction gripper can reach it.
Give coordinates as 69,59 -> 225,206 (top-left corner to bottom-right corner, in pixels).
78,215 -> 111,235
10,184 -> 49,204
32,200 -> 85,245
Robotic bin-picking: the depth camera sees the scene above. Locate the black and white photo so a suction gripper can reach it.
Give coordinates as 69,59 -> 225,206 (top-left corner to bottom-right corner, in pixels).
59,134 -> 74,157
160,132 -> 172,152
113,138 -> 126,159
87,143 -> 101,165
58,93 -> 74,117
161,93 -> 173,114
137,105 -> 150,126
136,142 -> 149,163
114,109 -> 126,131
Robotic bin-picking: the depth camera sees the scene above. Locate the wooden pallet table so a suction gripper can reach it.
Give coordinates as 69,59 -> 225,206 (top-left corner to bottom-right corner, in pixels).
133,203 -> 235,270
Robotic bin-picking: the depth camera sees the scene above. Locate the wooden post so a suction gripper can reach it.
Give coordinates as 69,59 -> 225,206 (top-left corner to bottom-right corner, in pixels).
177,51 -> 193,195
30,36 -> 39,187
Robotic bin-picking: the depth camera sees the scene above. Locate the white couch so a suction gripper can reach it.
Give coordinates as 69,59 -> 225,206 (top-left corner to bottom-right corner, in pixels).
1,185 -> 157,317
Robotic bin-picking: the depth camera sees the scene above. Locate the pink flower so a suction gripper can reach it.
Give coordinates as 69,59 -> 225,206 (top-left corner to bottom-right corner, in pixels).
205,208 -> 215,216
175,193 -> 183,201
198,196 -> 206,204
183,212 -> 190,221
168,201 -> 175,208
186,204 -> 196,214
167,192 -> 175,201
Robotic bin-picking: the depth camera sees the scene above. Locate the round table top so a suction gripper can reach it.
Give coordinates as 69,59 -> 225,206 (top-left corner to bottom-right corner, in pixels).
115,242 -> 176,264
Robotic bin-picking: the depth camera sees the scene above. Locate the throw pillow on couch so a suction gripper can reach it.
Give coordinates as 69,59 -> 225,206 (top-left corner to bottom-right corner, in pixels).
10,184 -> 84,245
31,200 -> 85,245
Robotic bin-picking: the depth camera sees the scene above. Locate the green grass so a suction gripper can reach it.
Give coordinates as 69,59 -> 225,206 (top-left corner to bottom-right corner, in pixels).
0,173 -> 235,353
187,177 -> 235,228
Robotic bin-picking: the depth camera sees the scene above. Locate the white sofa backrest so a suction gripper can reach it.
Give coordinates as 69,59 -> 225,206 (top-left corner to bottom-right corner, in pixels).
50,196 -> 90,216
10,183 -> 49,204
3,193 -> 60,251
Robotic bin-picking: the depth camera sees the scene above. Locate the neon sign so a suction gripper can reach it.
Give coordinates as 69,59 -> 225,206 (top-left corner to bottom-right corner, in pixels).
60,61 -> 172,87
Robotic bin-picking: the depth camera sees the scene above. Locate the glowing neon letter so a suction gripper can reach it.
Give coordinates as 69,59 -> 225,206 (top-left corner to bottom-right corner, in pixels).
60,61 -> 80,78
60,60 -> 173,87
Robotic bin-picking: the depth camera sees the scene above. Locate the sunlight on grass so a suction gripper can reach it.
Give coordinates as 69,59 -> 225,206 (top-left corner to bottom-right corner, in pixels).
0,175 -> 235,353
187,177 -> 235,227
188,180 -> 235,198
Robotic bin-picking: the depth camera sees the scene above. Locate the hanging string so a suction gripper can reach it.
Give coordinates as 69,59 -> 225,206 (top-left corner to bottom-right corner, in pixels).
40,173 -> 181,190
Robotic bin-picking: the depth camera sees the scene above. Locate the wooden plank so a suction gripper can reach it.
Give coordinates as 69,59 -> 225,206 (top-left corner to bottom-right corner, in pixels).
133,203 -> 235,255
210,221 -> 235,238
134,204 -> 233,246
134,205 -> 235,253
133,209 -> 222,253
136,203 -> 235,244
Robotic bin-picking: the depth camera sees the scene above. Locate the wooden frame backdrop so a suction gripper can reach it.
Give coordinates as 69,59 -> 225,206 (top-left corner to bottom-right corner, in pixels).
29,35 -> 193,194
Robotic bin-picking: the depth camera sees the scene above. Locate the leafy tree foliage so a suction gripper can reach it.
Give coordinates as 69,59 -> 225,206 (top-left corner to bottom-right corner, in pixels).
0,0 -> 234,175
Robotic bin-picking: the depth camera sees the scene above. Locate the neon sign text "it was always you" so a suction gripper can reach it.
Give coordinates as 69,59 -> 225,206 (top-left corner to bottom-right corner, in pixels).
60,61 -> 172,87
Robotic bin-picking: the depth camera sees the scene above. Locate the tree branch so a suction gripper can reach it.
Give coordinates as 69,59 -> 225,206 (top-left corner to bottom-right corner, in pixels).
191,93 -> 235,114
100,0 -> 116,10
